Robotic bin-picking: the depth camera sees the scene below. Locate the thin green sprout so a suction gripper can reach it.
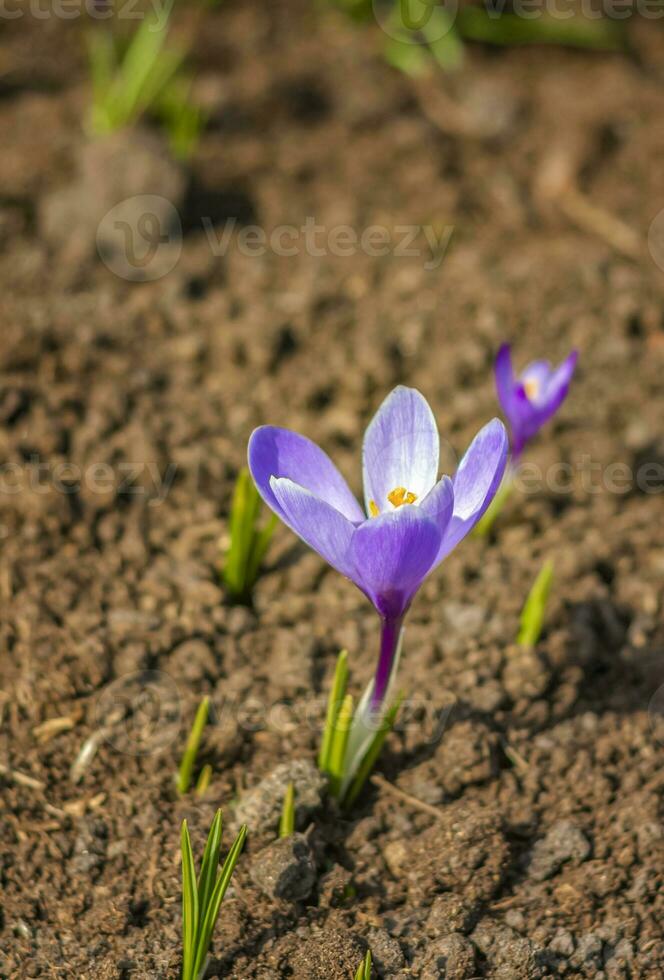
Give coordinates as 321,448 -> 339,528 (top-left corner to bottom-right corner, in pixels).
222,468 -> 277,603
344,694 -> 402,809
177,697 -> 210,796
318,649 -> 349,771
318,650 -> 401,807
195,764 -> 213,798
474,473 -> 514,537
326,0 -> 625,76
517,559 -> 554,648
279,782 -> 295,838
181,811 -> 247,980
354,949 -> 373,980
327,693 -> 354,798
87,0 -> 204,158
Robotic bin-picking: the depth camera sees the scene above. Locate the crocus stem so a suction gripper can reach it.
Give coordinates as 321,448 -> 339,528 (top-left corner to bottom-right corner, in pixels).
371,616 -> 404,711
473,462 -> 515,537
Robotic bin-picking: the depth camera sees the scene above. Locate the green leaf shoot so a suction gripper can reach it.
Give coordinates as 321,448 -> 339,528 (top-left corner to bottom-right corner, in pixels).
195,764 -> 213,798
325,0 -> 623,80
354,949 -> 372,980
318,648 -> 402,808
177,697 -> 210,796
180,812 -> 247,980
327,693 -> 354,799
318,649 -> 349,772
517,559 -> 554,648
222,468 -> 277,603
279,782 -> 295,838
87,0 -> 205,159
474,473 -> 514,537
344,694 -> 402,809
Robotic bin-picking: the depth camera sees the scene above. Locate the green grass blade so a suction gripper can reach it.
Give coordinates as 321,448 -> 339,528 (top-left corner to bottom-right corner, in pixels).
105,20 -> 165,127
193,825 -> 247,978
88,0 -> 198,139
195,764 -> 213,798
354,949 -> 372,980
456,7 -> 624,50
327,693 -> 354,798
343,695 -> 402,809
474,472 -> 514,538
245,513 -> 277,589
517,560 -> 554,648
132,44 -> 186,122
113,3 -> 177,124
180,820 -> 200,980
384,37 -> 431,76
196,809 -> 223,922
279,782 -> 295,838
87,31 -> 117,132
159,81 -> 207,161
177,696 -> 210,796
422,8 -> 464,70
318,649 -> 349,772
222,469 -> 249,596
223,468 -> 261,599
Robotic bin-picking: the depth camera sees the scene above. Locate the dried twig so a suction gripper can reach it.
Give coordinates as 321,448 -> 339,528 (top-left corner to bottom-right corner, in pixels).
501,739 -> 529,773
0,762 -> 45,792
534,145 -> 641,260
0,762 -> 68,821
370,773 -> 444,821
560,188 -> 641,260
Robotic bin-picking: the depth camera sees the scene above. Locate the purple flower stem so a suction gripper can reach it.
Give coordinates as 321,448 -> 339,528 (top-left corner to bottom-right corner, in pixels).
371,615 -> 404,711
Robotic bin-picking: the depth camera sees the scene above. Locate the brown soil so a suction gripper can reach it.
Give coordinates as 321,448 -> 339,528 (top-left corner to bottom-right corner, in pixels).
1,3 -> 664,978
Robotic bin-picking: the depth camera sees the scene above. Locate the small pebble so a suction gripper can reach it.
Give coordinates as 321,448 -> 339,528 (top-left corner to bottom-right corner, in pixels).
250,833 -> 316,901
529,821 -> 591,881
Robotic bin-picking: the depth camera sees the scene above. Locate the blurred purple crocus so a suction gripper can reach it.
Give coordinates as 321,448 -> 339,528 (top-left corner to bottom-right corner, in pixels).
495,344 -> 578,458
248,387 -> 508,710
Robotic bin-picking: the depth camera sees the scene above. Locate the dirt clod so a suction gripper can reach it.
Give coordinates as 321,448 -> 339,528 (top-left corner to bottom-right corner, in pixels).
233,759 -> 326,835
528,820 -> 592,882
250,832 -> 316,901
415,932 -> 477,980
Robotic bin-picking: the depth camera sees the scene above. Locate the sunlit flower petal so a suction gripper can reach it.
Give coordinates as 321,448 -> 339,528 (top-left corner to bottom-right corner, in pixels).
362,386 -> 439,518
270,477 -> 356,580
437,418 -> 508,562
495,345 -> 578,455
249,425 -> 364,523
350,507 -> 442,620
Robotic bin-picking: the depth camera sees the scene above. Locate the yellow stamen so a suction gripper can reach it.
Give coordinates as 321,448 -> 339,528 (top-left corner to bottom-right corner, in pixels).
524,379 -> 539,400
387,486 -> 418,508
369,500 -> 380,517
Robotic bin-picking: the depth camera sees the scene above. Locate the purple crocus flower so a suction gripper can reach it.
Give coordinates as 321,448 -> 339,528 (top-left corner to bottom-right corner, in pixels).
248,387 -> 508,710
495,345 -> 578,458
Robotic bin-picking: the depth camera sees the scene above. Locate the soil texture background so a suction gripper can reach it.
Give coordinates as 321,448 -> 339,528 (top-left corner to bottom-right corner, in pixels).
1,3 -> 664,978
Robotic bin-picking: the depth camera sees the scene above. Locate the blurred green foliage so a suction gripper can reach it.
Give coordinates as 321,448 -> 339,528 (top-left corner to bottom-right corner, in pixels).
325,0 -> 625,73
87,1 -> 205,158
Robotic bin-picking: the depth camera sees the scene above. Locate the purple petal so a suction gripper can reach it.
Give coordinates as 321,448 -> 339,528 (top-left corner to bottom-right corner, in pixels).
437,419 -> 508,563
362,386 -> 439,518
248,426 -> 364,523
541,350 -> 578,415
516,350 -> 579,445
270,477 -> 356,580
418,475 -> 455,535
350,507 -> 442,619
520,360 -> 553,406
